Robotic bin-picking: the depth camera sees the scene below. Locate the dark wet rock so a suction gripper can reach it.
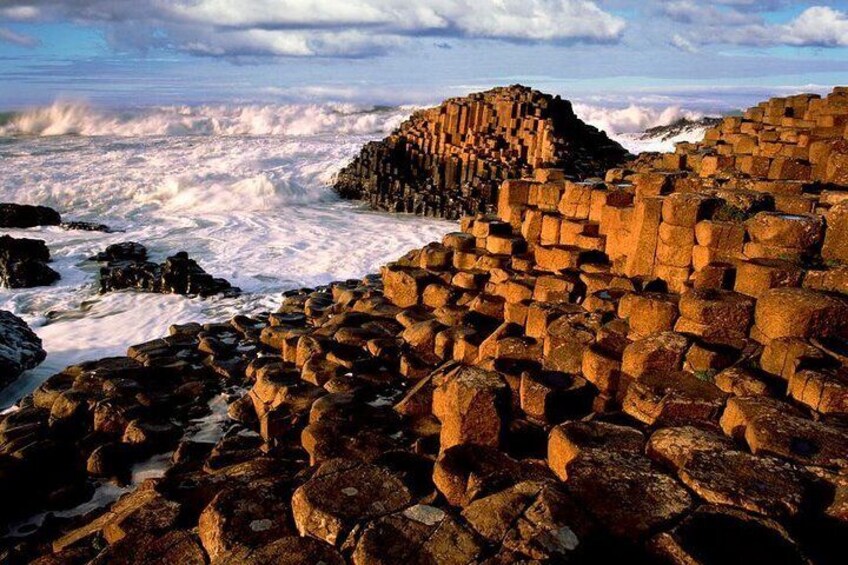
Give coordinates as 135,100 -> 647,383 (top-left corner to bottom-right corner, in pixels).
216,535 -> 345,565
99,250 -> 239,297
649,505 -> 809,565
0,203 -> 61,228
91,242 -> 148,263
89,530 -> 206,565
61,221 -> 112,232
0,235 -> 60,288
0,310 -> 46,389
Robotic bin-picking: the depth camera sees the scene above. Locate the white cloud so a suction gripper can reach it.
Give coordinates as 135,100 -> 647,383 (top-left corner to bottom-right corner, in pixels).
782,6 -> 848,47
0,26 -> 40,47
0,6 -> 41,21
670,33 -> 697,53
0,0 -> 626,58
657,3 -> 848,49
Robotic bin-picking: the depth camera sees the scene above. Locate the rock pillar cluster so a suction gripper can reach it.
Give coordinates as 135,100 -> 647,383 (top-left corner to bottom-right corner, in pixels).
335,85 -> 629,218
5,88 -> 848,564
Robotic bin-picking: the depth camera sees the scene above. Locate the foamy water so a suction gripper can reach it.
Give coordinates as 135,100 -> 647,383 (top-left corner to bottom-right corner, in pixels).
0,101 -> 698,409
0,102 -> 455,409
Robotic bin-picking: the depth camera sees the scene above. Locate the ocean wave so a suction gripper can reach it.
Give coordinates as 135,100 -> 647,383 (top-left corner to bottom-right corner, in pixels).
0,101 -> 411,138
573,102 -> 704,136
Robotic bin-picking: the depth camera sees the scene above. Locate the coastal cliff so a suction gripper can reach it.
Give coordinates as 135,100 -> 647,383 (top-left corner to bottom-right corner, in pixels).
334,85 -> 629,219
3,87 -> 848,563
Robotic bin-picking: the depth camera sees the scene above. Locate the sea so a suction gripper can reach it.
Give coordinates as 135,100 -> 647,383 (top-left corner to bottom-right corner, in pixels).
0,100 -> 708,411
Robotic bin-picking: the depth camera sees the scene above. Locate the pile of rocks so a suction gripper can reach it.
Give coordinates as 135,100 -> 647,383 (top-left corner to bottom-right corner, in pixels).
4,88 -> 848,563
335,85 -> 629,219
94,243 -> 240,298
0,311 -> 45,389
0,235 -> 60,288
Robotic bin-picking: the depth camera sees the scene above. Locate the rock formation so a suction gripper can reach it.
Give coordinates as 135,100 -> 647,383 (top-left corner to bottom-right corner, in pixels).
0,311 -> 45,389
0,203 -> 61,229
93,244 -> 240,298
335,85 -> 629,219
4,87 -> 848,563
1,202 -> 112,232
0,235 -> 60,288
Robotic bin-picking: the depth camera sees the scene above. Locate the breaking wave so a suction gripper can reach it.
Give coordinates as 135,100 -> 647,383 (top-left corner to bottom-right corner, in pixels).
0,101 -> 411,138
573,102 -> 704,136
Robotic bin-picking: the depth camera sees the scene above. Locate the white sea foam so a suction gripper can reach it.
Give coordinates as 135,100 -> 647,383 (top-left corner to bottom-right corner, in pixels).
0,101 -> 411,138
573,102 -> 704,136
573,102 -> 709,153
0,103 -> 453,409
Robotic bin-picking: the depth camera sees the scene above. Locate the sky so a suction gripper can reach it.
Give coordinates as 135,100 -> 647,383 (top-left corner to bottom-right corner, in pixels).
1,1 -> 847,112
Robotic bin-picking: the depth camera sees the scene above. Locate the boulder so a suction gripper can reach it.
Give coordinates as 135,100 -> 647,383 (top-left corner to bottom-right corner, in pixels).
91,242 -> 148,263
433,444 -> 538,507
215,536 -> 345,565
622,370 -> 727,426
0,236 -> 60,288
649,505 -> 808,565
0,310 -> 46,389
100,250 -> 239,297
547,420 -> 644,481
0,203 -> 61,228
646,426 -> 735,470
621,332 -> 689,380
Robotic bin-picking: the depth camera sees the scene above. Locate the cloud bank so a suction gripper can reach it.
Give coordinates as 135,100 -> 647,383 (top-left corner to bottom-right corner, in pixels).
663,2 -> 848,50
0,0 -> 627,57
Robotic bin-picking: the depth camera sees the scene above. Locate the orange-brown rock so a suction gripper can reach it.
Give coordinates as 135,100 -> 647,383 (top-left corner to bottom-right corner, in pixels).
432,365 -> 510,450
335,86 -> 628,219
291,459 -> 412,546
754,287 -> 848,342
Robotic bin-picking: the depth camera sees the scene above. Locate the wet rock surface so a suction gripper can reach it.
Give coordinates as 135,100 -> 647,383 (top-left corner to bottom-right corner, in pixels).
0,235 -> 60,288
4,87 -> 848,563
0,311 -> 46,390
95,247 -> 240,297
0,203 -> 61,229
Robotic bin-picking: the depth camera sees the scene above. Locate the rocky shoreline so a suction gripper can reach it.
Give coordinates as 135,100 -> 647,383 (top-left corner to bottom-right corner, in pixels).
2,87 -> 848,563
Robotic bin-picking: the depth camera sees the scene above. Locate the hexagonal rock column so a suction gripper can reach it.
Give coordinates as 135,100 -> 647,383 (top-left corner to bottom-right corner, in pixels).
215,536 -> 345,565
547,420 -> 644,481
432,364 -> 511,450
753,287 -> 848,343
291,459 -> 412,546
350,505 -> 484,565
649,506 -> 809,565
622,370 -> 728,427
462,481 -> 595,561
198,482 -> 295,561
565,450 -> 692,540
